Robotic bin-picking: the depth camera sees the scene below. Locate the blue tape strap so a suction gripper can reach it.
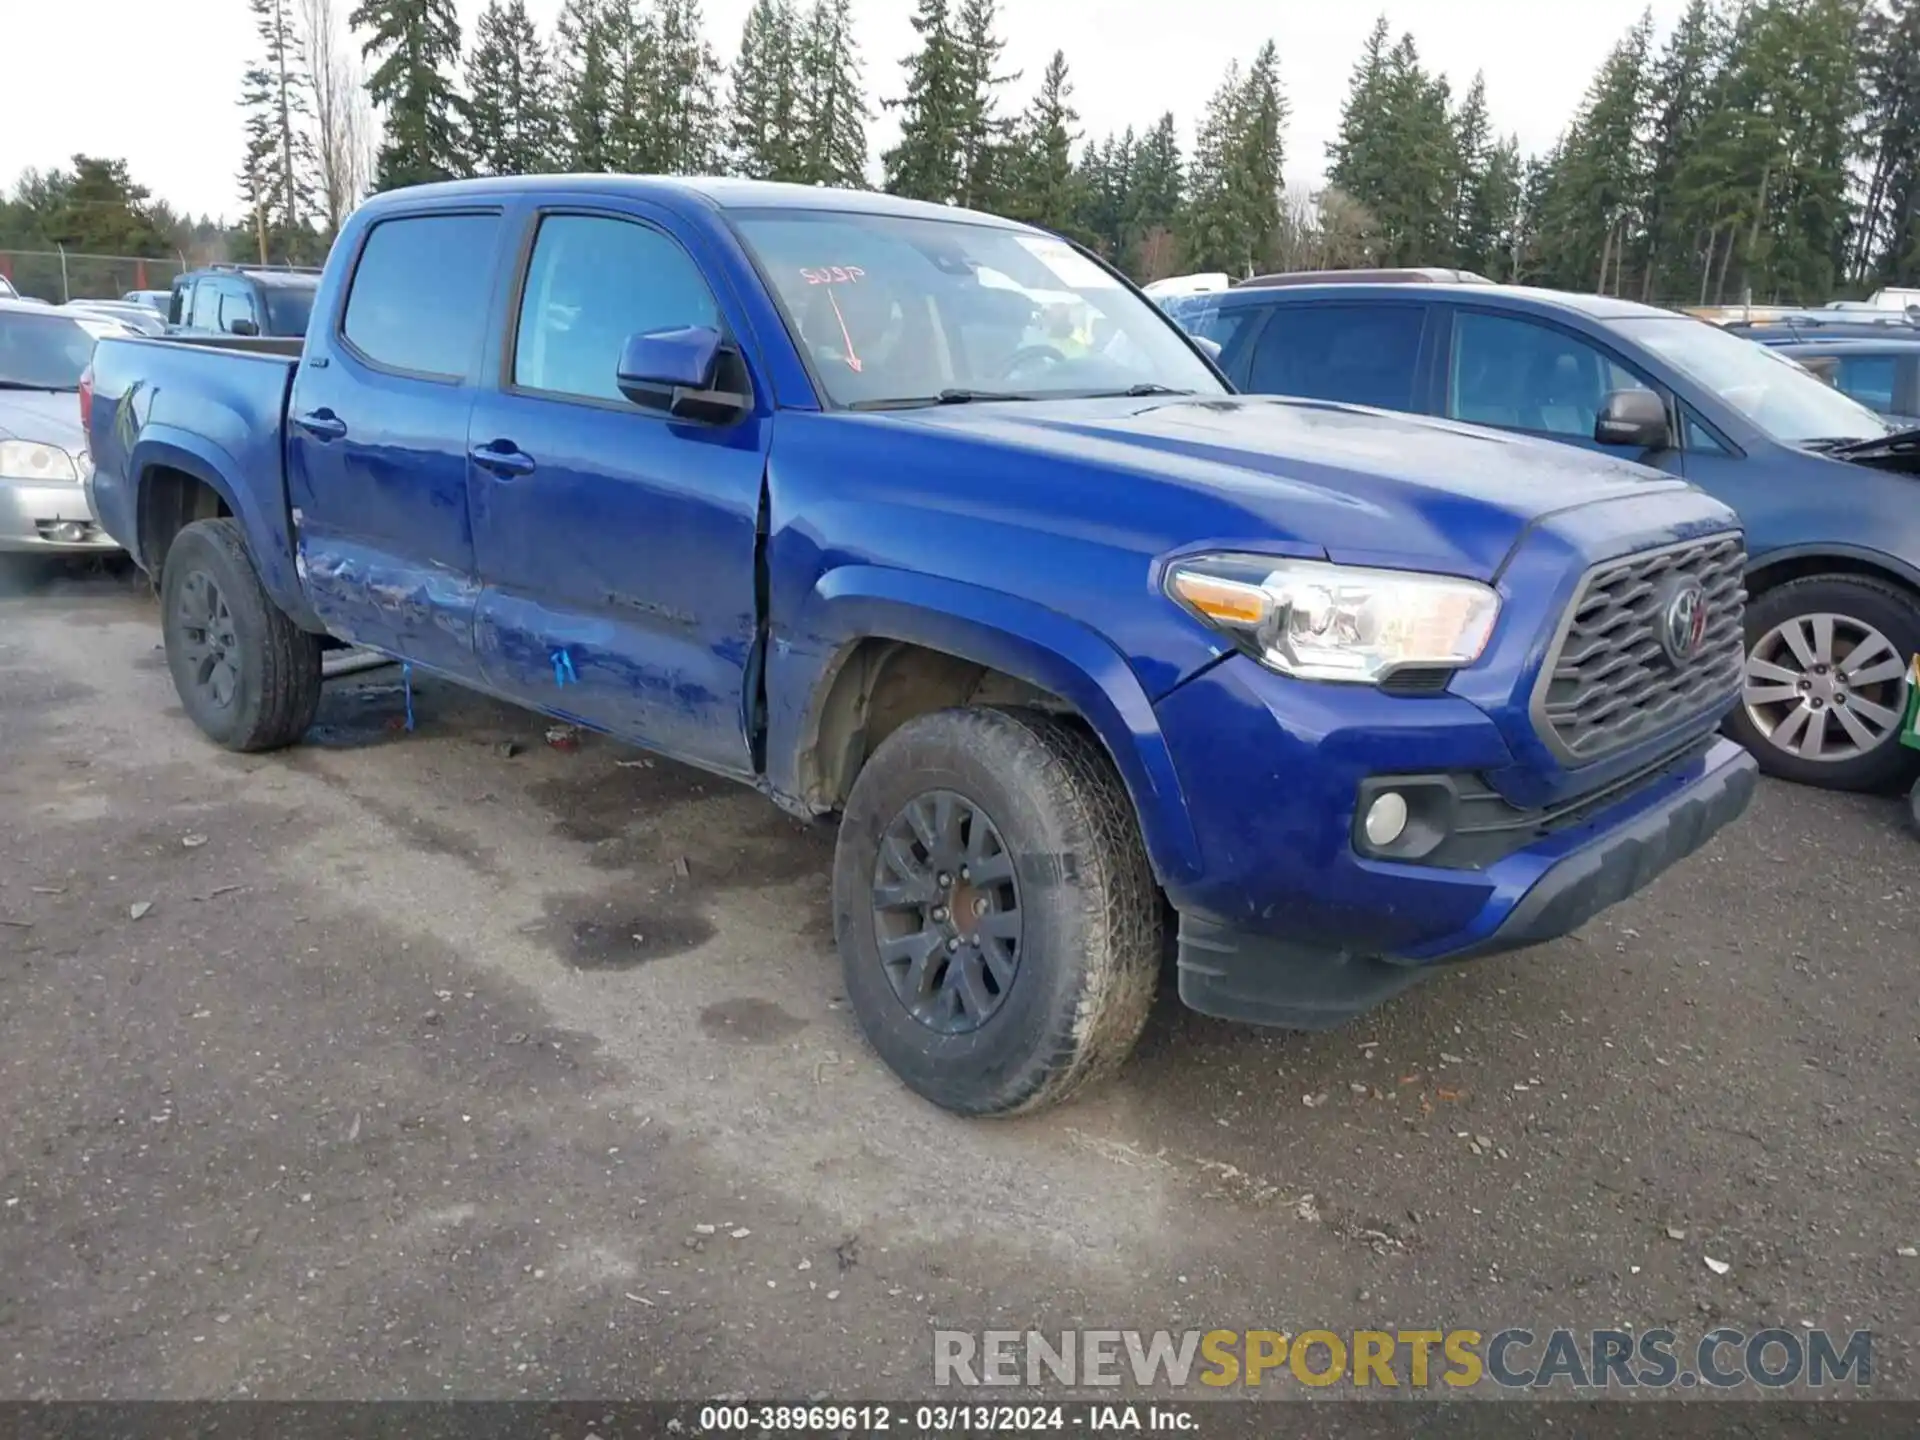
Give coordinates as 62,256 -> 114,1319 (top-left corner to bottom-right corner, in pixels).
401,661 -> 415,732
552,649 -> 577,686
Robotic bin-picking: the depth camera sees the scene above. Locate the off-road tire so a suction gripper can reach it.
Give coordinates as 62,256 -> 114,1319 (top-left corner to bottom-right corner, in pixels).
832,706 -> 1161,1117
1725,573 -> 1920,793
161,518 -> 322,752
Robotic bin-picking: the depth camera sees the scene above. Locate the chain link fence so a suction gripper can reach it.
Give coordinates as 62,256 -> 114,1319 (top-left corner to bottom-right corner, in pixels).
0,249 -> 191,303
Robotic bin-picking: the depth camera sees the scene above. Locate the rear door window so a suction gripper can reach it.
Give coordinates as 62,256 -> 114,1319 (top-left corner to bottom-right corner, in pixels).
1244,303 -> 1425,410
341,213 -> 502,378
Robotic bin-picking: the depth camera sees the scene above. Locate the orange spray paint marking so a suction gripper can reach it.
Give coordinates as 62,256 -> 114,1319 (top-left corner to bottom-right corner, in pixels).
825,287 -> 863,373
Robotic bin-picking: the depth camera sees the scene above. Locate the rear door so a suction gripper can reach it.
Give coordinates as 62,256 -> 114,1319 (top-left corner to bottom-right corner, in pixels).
1238,301 -> 1432,414
464,200 -> 771,777
286,207 -> 509,678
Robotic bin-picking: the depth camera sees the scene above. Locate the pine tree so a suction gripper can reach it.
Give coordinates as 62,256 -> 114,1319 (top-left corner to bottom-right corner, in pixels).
554,0 -> 617,171
238,0 -> 319,258
1532,11 -> 1652,292
1857,0 -> 1920,279
1004,50 -> 1083,233
1326,16 -> 1393,229
728,0 -> 802,179
883,0 -> 966,202
652,0 -> 726,173
953,0 -> 1018,211
793,0 -> 868,187
1448,73 -> 1491,267
1327,21 -> 1457,267
350,0 -> 467,188
603,0 -> 660,172
1184,44 -> 1286,276
1638,0 -> 1727,298
465,0 -> 560,176
1126,112 -> 1184,273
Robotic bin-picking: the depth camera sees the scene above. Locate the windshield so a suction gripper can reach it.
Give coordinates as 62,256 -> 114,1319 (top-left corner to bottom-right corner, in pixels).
1615,315 -> 1893,445
265,285 -> 316,335
732,210 -> 1225,408
0,309 -> 116,391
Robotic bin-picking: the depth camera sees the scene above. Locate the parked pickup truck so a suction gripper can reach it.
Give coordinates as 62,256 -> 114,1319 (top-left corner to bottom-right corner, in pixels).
84,176 -> 1758,1116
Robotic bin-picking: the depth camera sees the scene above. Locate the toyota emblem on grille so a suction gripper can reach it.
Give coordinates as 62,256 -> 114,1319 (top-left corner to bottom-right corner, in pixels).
1658,580 -> 1710,666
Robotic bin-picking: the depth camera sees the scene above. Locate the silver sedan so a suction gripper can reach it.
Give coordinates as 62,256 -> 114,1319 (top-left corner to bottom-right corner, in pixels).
0,298 -> 129,555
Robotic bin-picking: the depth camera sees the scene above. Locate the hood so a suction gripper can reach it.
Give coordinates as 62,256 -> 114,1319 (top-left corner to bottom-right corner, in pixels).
0,388 -> 86,455
884,395 -> 1695,578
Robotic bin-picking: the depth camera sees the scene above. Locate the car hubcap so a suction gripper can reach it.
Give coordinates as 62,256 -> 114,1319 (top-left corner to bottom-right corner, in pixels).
175,569 -> 242,711
871,789 -> 1022,1035
1742,611 -> 1909,764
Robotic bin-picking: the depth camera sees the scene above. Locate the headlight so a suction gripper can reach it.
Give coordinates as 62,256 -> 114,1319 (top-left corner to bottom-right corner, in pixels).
1167,554 -> 1500,683
0,440 -> 79,484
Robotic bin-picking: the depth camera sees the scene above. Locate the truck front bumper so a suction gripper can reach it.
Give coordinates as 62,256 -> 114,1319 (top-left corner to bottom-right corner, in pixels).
1152,655 -> 1757,1030
1175,737 -> 1755,1028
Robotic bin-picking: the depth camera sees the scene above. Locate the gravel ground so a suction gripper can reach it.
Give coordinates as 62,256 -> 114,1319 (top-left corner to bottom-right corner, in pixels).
1,562 -> 1915,1409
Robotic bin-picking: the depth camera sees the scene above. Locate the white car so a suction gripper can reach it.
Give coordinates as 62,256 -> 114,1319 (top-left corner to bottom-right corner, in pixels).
0,298 -> 132,554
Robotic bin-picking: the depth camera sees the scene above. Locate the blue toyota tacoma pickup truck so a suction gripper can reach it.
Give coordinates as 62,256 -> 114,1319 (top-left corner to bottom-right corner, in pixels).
83,176 -> 1757,1116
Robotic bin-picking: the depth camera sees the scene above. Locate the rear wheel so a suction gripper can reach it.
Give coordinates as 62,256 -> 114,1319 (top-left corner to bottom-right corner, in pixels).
832,707 -> 1161,1117
161,518 -> 322,752
1727,574 -> 1919,792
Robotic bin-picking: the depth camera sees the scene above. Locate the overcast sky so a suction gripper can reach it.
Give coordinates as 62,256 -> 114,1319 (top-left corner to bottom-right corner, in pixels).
2,0 -> 1687,224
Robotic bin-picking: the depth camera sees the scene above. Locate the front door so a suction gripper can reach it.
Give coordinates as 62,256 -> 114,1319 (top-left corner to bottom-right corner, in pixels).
465,203 -> 770,778
287,208 -> 509,679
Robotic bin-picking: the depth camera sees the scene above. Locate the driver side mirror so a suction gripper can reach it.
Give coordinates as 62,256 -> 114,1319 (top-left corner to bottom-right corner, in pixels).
228,317 -> 259,338
1594,388 -> 1670,450
1193,336 -> 1223,361
616,325 -> 749,423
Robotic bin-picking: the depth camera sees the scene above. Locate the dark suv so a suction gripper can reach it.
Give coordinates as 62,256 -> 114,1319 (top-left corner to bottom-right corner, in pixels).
168,265 -> 320,339
1168,281 -> 1920,792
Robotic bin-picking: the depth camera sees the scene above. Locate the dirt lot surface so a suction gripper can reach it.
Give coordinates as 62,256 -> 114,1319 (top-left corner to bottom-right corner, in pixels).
2,564 -> 1916,1409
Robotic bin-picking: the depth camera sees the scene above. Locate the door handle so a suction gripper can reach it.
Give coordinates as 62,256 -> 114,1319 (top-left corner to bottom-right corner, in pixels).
469,440 -> 536,478
294,410 -> 347,441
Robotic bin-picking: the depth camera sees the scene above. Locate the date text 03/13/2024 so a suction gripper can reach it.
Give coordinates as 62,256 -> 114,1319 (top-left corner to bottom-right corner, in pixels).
695,1403 -> 1193,1433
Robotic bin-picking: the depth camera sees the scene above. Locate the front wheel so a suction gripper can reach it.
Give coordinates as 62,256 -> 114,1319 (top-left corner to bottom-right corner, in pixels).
161,518 -> 323,752
1726,574 -> 1920,792
832,707 -> 1162,1117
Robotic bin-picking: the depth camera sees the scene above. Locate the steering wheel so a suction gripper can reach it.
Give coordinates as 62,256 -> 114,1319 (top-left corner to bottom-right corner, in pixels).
997,345 -> 1070,383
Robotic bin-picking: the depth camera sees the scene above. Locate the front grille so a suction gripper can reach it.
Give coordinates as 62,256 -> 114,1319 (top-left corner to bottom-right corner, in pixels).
1533,533 -> 1746,763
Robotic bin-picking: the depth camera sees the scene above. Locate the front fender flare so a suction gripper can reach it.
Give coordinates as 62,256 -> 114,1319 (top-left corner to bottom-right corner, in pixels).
771,565 -> 1203,887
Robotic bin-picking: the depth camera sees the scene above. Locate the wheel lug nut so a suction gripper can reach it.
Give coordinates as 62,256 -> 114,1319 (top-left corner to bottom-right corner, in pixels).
937,873 -> 952,888
970,935 -> 981,947
1811,698 -> 1824,709
946,937 -> 960,953
960,866 -> 971,882
973,897 -> 990,917
1798,680 -> 1811,690
931,905 -> 948,923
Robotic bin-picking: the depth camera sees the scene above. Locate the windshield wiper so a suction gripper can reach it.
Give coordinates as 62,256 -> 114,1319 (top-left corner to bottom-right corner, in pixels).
1114,383 -> 1197,398
1825,425 -> 1920,457
847,388 -> 1040,411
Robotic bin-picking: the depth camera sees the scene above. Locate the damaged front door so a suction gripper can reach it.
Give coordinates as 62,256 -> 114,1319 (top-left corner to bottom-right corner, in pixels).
288,208 -> 507,679
465,204 -> 768,778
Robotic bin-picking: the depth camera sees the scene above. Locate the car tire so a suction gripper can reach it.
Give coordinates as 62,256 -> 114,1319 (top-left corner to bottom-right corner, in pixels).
161,518 -> 322,752
832,706 -> 1162,1117
1726,573 -> 1920,792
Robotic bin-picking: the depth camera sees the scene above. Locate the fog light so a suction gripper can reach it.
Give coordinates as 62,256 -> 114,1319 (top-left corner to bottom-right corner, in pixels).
1363,791 -> 1409,848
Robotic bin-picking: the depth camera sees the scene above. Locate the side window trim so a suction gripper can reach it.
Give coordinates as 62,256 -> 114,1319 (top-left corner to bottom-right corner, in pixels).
1439,304 -> 1674,442
499,204 -> 747,419
334,206 -> 506,385
1221,302 -> 1274,389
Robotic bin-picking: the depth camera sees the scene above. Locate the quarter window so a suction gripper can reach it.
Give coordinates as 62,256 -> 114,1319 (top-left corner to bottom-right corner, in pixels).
341,213 -> 501,378
513,214 -> 720,403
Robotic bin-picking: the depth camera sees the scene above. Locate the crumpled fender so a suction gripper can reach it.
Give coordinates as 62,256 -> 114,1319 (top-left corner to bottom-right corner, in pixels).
769,563 -> 1203,887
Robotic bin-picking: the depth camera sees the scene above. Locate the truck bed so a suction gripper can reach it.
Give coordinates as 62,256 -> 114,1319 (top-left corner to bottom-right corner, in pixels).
86,333 -> 303,612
